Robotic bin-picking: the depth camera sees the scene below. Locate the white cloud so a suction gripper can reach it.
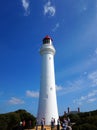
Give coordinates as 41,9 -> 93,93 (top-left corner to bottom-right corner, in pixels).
88,71 -> 97,87
73,89 -> 97,105
89,48 -> 97,62
21,0 -> 30,16
95,48 -> 97,54
8,97 -> 24,105
80,96 -> 86,101
44,1 -> 56,16
26,90 -> 39,98
52,23 -> 60,32
57,47 -> 97,84
56,85 -> 63,91
87,98 -> 97,103
88,90 -> 97,97
56,79 -> 83,95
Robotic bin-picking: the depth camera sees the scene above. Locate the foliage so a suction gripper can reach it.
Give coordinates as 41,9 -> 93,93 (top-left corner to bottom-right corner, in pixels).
0,109 -> 36,130
61,110 -> 97,130
1,109 -> 97,130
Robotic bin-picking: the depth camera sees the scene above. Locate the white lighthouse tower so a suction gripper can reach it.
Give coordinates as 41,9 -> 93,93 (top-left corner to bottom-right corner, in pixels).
37,36 -> 58,125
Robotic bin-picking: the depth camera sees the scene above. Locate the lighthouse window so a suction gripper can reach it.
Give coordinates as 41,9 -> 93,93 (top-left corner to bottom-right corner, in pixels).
43,39 -> 50,44
49,57 -> 51,60
50,87 -> 53,91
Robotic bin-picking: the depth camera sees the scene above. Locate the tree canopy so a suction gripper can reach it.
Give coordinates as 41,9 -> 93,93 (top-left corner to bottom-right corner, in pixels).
60,110 -> 97,130
0,109 -> 36,130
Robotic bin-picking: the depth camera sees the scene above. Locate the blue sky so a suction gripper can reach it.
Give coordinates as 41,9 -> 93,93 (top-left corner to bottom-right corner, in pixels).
0,0 -> 97,116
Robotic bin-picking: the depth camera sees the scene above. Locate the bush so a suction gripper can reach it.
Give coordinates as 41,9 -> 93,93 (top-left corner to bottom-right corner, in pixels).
0,109 -> 36,130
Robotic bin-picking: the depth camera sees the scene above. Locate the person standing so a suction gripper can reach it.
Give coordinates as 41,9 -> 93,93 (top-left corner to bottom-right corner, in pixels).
36,119 -> 38,130
57,119 -> 60,130
41,118 -> 45,130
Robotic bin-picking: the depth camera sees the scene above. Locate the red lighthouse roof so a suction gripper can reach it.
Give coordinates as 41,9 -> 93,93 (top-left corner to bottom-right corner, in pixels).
43,35 -> 53,41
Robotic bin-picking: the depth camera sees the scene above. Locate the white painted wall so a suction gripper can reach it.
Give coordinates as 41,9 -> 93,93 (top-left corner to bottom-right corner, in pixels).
37,42 -> 58,125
